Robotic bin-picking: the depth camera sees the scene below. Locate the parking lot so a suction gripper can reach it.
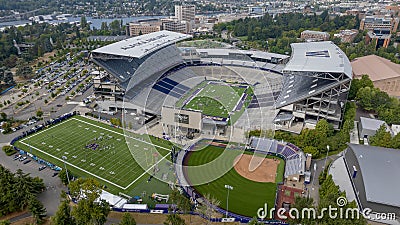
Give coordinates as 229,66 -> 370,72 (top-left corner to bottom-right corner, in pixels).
0,143 -> 66,216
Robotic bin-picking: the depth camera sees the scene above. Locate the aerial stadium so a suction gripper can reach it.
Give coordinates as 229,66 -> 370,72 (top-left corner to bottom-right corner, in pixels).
13,30 -> 352,222
87,30 -> 351,220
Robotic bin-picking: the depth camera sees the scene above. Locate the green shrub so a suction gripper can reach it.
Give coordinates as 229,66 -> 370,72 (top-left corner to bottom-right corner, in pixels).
2,145 -> 16,156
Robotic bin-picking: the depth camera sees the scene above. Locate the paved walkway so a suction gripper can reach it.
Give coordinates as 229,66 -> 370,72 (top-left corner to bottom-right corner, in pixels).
328,156 -> 356,203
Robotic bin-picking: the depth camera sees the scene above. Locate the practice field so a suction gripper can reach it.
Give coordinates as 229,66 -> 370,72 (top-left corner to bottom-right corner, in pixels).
183,83 -> 247,118
184,145 -> 284,217
13,116 -> 174,196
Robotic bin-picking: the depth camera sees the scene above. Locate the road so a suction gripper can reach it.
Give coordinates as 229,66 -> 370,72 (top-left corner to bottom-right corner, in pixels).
306,153 -> 341,205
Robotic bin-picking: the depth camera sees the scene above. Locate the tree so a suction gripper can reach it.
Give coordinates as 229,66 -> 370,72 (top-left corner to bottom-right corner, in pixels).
28,196 -> 47,225
119,213 -> 136,225
164,214 -> 186,225
69,178 -> 110,225
80,16 -> 88,30
390,133 -> 400,149
369,124 -> 392,148
58,168 -> 73,185
16,63 -> 33,79
36,108 -> 43,117
348,75 -> 373,100
0,112 -> 7,121
287,196 -> 315,225
51,193 -> 75,225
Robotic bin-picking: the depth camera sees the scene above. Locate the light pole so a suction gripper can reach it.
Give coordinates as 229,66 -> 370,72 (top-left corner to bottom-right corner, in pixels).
62,155 -> 70,185
224,184 -> 233,218
323,145 -> 330,170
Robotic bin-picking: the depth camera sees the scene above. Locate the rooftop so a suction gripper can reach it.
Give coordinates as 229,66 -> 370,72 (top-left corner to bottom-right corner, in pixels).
360,117 -> 388,131
352,55 -> 400,81
348,143 -> 400,207
92,30 -> 192,58
195,48 -> 289,61
283,41 -> 352,78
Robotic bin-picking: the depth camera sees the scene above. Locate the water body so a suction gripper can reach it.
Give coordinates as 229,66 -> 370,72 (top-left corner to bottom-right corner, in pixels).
0,15 -> 167,29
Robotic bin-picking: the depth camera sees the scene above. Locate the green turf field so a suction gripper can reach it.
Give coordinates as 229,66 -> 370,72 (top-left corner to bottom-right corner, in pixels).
13,116 -> 175,198
185,146 -> 284,217
183,83 -> 246,118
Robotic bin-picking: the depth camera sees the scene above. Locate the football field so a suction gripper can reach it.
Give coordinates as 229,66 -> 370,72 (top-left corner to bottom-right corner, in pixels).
13,116 -> 174,194
183,83 -> 247,118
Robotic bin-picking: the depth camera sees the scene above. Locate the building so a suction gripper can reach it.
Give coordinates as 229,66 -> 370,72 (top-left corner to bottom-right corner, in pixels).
128,21 -> 161,36
351,55 -> 400,97
365,29 -> 391,49
300,30 -> 330,42
248,6 -> 265,15
161,19 -> 189,34
334,29 -> 359,43
358,117 -> 391,140
360,15 -> 399,34
275,41 -> 352,132
175,5 -> 195,23
343,144 -> 400,221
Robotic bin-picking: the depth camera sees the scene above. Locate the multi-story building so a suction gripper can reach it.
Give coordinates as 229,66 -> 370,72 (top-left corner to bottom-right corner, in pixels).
365,29 -> 391,49
161,19 -> 189,34
128,20 -> 161,36
274,41 -> 352,132
334,29 -> 359,43
360,15 -> 399,34
175,5 -> 195,23
300,30 -> 330,42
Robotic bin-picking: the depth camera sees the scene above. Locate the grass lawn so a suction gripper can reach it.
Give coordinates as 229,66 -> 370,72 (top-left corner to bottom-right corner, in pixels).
13,116 -> 174,197
185,146 -> 283,217
183,83 -> 246,118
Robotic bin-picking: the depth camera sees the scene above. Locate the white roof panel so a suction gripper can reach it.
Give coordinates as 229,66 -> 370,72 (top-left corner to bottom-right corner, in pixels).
92,30 -> 192,58
283,41 -> 352,78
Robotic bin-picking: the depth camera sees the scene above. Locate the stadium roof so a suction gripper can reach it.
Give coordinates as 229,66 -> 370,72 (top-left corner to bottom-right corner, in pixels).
283,41 -> 352,78
195,49 -> 289,61
351,55 -> 400,81
92,30 -> 192,58
348,143 -> 400,207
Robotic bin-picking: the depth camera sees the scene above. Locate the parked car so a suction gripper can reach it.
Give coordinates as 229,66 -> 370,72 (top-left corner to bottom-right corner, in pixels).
19,156 -> 27,162
39,165 -> 47,171
23,160 -> 31,164
52,172 -> 59,177
14,154 -> 21,160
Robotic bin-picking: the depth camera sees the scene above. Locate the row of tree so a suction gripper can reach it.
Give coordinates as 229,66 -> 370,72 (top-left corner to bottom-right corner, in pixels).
289,174 -> 366,224
351,75 -> 400,125
214,12 -> 359,40
368,125 -> 400,149
0,165 -> 46,224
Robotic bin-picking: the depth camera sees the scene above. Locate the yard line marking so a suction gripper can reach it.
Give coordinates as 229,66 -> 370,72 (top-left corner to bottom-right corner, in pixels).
18,117 -> 172,190
24,119 -> 71,141
20,140 -> 126,189
20,140 -> 169,190
71,118 -> 171,152
124,153 -> 170,189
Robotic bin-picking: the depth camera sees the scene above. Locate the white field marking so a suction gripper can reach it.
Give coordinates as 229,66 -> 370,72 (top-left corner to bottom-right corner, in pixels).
24,119 -> 71,141
20,140 -> 169,190
71,118 -> 171,152
124,153 -> 169,189
20,140 -> 126,189
18,117 -> 171,189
